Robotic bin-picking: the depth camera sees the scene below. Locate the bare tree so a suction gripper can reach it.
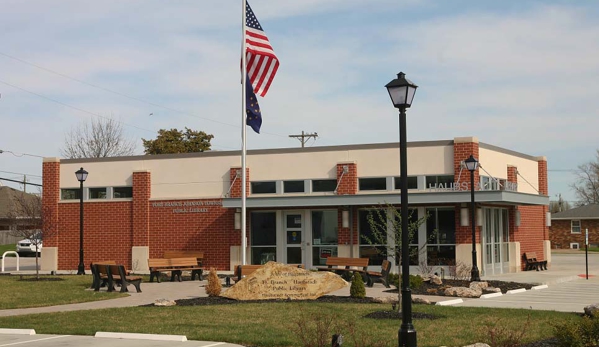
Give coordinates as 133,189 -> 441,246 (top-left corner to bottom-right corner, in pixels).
61,117 -> 137,158
550,194 -> 572,213
571,150 -> 599,206
8,190 -> 57,279
362,204 -> 429,312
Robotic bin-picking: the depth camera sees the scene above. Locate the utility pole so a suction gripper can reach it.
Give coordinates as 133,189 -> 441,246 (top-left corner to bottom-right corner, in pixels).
23,175 -> 27,193
289,131 -> 318,148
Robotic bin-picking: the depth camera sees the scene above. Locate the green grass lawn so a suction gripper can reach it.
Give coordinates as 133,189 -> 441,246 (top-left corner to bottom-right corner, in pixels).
0,275 -> 127,309
0,243 -> 16,256
0,299 -> 581,347
0,274 -> 584,346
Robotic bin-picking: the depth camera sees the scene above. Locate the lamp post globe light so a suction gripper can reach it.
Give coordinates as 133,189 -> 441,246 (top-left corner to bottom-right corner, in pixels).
385,72 -> 418,347
464,155 -> 481,282
75,167 -> 88,275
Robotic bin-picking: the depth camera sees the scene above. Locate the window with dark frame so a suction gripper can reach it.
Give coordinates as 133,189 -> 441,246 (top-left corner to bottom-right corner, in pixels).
251,181 -> 276,194
89,188 -> 107,199
394,176 -> 418,190
359,177 -> 386,191
312,179 -> 336,192
113,187 -> 133,198
60,189 -> 80,200
283,180 -> 304,193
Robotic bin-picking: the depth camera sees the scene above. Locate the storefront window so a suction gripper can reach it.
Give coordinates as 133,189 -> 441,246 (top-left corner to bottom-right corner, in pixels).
311,210 -> 338,266
251,212 -> 276,264
426,207 -> 456,265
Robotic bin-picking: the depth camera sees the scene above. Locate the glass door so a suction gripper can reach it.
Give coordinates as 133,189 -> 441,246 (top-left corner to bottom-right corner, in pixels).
284,212 -> 304,264
311,210 -> 338,269
482,208 -> 509,275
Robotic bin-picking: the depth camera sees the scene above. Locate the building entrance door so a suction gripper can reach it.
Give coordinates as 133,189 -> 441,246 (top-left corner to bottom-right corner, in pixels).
284,211 -> 305,265
482,208 -> 510,275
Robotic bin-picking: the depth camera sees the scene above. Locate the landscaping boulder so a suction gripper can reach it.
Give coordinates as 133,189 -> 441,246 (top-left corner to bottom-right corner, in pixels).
469,281 -> 488,291
154,298 -> 176,306
373,296 -> 398,304
413,297 -> 431,305
584,303 -> 599,317
444,286 -> 482,298
430,274 -> 443,285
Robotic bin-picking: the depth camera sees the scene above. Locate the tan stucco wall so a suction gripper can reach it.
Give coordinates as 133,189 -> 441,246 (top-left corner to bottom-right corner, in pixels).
479,147 -> 539,194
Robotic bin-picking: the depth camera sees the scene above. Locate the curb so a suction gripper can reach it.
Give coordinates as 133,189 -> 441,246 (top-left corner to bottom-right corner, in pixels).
0,328 -> 36,335
480,292 -> 503,299
95,332 -> 187,341
532,284 -> 548,290
506,288 -> 527,294
435,298 -> 463,306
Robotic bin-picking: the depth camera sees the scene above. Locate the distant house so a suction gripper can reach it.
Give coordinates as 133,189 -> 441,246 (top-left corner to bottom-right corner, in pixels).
0,186 -> 40,245
550,204 -> 599,249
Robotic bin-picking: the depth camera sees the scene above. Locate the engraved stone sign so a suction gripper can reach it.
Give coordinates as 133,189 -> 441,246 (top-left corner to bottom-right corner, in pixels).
222,262 -> 348,301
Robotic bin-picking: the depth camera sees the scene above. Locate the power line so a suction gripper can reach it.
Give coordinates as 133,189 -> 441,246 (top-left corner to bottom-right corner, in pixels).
0,169 -> 41,178
0,177 -> 42,187
0,78 -> 156,134
0,51 -> 287,139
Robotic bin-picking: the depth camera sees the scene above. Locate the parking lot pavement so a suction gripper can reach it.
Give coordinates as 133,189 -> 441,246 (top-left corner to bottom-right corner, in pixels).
1,256 -> 40,272
0,333 -> 245,347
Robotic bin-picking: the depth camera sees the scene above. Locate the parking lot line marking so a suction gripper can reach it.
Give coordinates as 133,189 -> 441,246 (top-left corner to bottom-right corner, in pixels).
0,335 -> 70,346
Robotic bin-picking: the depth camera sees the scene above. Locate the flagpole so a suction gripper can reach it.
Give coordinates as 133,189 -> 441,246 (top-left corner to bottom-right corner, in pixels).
241,0 -> 248,266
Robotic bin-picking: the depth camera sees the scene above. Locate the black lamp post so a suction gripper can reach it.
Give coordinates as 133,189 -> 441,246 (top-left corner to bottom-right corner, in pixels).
464,155 -> 480,282
75,167 -> 88,275
385,72 -> 418,347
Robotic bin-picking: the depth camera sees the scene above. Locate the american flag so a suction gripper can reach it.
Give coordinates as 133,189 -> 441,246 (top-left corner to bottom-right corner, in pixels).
245,1 -> 279,97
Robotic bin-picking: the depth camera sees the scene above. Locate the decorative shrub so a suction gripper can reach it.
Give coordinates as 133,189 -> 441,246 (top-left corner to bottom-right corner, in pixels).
389,273 -> 423,289
205,268 -> 222,297
554,316 -> 599,347
350,273 -> 366,298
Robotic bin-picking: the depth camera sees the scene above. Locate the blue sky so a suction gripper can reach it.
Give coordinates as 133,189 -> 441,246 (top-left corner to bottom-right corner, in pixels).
0,0 -> 598,204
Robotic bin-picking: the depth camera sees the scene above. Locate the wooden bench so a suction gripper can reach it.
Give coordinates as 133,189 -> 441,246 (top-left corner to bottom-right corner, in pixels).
90,261 -> 116,289
92,264 -> 142,293
366,259 -> 391,288
148,257 -> 203,282
316,257 -> 370,281
523,252 -> 547,271
164,251 -> 204,267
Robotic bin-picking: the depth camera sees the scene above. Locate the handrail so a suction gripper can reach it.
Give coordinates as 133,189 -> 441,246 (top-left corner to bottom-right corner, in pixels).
1,251 -> 19,272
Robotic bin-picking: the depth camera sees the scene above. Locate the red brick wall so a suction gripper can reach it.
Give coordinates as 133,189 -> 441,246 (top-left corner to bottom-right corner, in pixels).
508,166 -> 517,184
550,219 -> 599,249
453,139 -> 480,246
514,205 -> 546,265
454,206 -> 480,244
336,163 -> 357,195
57,201 -> 133,270
42,161 -> 60,248
454,140 -> 479,191
229,167 -> 250,198
149,199 -> 234,270
133,171 -> 150,246
537,158 -> 549,240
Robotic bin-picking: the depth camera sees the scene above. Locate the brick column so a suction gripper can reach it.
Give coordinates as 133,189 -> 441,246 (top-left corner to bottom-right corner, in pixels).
336,162 -> 357,195
453,137 -> 480,268
229,167 -> 250,198
132,170 -> 151,246
41,158 -> 60,271
537,156 -> 549,240
507,165 -> 519,238
453,137 -> 480,190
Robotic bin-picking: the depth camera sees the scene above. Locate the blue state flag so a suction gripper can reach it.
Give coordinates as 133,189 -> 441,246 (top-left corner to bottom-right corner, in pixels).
246,74 -> 262,134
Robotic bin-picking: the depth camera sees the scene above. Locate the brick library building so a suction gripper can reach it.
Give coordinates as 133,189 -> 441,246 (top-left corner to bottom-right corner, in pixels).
40,136 -> 550,275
